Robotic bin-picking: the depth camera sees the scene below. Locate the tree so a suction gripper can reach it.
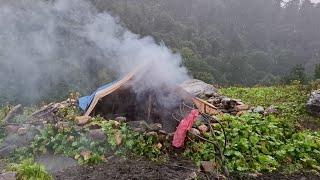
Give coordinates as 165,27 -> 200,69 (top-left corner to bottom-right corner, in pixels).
180,47 -> 215,83
284,64 -> 307,84
315,64 -> 320,79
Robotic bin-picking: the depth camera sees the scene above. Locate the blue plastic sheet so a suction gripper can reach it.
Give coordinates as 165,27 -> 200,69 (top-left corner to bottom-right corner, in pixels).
78,80 -> 119,111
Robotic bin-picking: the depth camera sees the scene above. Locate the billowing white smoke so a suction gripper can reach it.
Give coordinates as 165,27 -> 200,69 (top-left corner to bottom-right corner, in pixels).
0,0 -> 189,105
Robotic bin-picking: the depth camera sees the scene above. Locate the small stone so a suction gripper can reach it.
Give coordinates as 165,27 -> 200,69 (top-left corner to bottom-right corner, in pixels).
75,116 -> 91,126
189,128 -> 200,136
115,116 -> 126,122
235,104 -> 250,111
88,129 -> 106,142
0,172 -> 16,180
221,98 -> 231,107
204,89 -> 215,97
158,130 -> 167,134
4,125 -> 20,136
207,97 -> 221,105
146,131 -> 158,137
17,127 -> 28,136
236,101 -> 244,105
148,123 -> 162,131
180,79 -> 217,97
133,128 -> 145,133
198,124 -> 208,134
306,89 -> 320,117
200,161 -> 216,172
253,106 -> 265,114
35,154 -> 78,172
265,105 -> 278,115
0,145 -> 16,158
229,99 -> 238,108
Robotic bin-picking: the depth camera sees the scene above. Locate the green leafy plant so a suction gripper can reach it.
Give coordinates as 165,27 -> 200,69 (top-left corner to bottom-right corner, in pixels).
100,119 -> 163,161
29,116 -> 165,165
9,159 -> 53,180
31,124 -> 106,165
184,113 -> 320,173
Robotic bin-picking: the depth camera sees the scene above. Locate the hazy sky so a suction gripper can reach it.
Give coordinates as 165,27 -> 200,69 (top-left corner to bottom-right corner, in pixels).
282,0 -> 320,5
284,0 -> 320,3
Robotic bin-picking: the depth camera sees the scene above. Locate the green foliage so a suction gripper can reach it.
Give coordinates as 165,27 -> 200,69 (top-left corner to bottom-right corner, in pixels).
9,159 -> 53,180
31,124 -> 106,165
91,0 -> 320,86
184,85 -> 320,173
19,114 -> 164,165
184,113 -> 320,172
99,118 -> 163,161
220,84 -> 308,121
180,47 -> 215,83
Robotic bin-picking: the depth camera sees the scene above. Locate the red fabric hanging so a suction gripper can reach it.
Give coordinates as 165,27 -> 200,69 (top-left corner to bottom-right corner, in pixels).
172,109 -> 200,148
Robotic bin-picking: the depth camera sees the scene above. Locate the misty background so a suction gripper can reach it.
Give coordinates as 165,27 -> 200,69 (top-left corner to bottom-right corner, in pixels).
0,0 -> 320,105
0,0 -> 188,105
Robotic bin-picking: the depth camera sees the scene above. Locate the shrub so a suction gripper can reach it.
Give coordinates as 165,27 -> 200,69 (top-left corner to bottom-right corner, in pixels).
9,159 -> 52,180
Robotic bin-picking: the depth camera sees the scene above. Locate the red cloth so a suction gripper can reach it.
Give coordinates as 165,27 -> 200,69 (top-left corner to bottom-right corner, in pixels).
172,109 -> 200,148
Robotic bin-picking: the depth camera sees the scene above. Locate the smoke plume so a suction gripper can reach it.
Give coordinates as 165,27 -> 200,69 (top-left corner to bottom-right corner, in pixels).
0,0 -> 189,105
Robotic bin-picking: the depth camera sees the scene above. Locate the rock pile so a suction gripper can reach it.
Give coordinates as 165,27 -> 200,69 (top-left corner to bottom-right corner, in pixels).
307,89 -> 320,117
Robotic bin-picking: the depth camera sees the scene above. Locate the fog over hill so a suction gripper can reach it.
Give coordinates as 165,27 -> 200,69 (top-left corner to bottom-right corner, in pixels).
0,0 -> 320,104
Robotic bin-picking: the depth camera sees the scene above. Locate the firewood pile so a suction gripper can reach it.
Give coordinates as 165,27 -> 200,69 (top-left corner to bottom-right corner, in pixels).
180,79 -> 250,116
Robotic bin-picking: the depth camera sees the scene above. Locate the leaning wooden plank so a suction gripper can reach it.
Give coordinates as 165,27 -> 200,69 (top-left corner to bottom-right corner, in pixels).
192,97 -> 219,115
84,68 -> 138,116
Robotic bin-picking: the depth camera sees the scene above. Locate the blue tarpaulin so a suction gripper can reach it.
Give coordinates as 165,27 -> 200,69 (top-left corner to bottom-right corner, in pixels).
78,80 -> 119,111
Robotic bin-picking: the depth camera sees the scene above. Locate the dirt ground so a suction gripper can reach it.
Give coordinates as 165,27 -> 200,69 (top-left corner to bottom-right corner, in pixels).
54,157 -> 204,180
53,156 -> 320,180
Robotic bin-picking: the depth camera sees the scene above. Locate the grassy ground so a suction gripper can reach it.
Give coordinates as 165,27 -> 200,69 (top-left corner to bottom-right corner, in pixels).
220,83 -> 320,130
184,83 -> 320,173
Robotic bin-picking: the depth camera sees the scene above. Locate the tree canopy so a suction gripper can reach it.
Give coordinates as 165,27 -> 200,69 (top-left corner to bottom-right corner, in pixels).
91,0 -> 320,85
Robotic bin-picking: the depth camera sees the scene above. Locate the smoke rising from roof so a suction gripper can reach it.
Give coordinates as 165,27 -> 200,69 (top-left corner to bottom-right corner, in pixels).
0,0 -> 189,104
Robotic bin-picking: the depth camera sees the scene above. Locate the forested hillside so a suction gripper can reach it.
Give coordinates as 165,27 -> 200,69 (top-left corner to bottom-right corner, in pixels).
91,0 -> 320,85
0,0 -> 320,105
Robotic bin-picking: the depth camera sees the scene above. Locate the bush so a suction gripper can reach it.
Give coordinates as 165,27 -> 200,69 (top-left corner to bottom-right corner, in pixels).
9,159 -> 52,180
